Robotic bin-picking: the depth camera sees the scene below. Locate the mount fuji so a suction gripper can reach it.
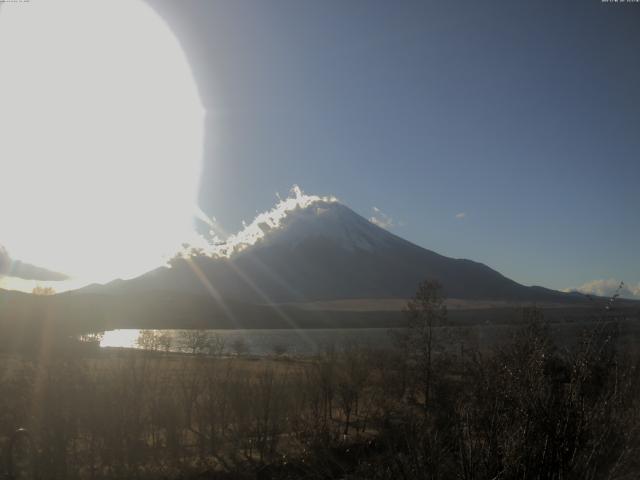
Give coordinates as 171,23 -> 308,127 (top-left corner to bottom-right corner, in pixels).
88,190 -> 577,306
5,189 -> 620,332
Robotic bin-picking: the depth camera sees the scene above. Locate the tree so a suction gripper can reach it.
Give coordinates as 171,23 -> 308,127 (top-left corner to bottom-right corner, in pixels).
157,331 -> 173,353
272,343 -> 288,357
231,337 -> 249,357
403,280 -> 447,413
205,333 -> 226,357
337,344 -> 369,436
32,286 -> 55,295
179,330 -> 210,355
136,330 -> 161,351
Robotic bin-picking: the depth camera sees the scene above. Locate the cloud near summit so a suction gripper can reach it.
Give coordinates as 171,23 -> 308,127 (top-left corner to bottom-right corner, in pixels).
369,207 -> 395,230
564,278 -> 640,299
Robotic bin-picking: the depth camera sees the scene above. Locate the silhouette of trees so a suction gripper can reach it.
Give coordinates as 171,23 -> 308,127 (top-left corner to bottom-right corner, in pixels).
31,286 -> 55,295
178,330 -> 210,355
400,279 -> 448,412
231,337 -> 249,357
0,281 -> 639,479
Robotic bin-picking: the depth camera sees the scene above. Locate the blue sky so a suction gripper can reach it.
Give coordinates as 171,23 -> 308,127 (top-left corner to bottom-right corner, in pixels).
148,0 -> 640,295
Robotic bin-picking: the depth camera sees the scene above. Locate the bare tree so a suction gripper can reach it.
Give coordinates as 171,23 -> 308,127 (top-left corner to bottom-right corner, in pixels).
136,330 -> 160,351
403,279 -> 448,413
272,343 -> 288,357
178,330 -> 210,355
205,333 -> 226,356
32,286 -> 56,295
231,337 -> 249,357
157,331 -> 173,353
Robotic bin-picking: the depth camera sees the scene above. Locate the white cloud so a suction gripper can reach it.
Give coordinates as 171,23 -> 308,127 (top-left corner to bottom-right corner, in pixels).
564,278 -> 640,299
179,185 -> 337,258
369,207 -> 394,230
455,212 -> 466,219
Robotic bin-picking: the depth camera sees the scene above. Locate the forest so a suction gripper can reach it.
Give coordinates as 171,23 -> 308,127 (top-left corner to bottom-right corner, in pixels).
0,282 -> 639,480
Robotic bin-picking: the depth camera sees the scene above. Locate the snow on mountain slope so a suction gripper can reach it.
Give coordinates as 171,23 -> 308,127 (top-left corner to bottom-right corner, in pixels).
183,186 -> 399,259
184,186 -> 344,257
91,187 -> 579,305
243,200 -> 398,253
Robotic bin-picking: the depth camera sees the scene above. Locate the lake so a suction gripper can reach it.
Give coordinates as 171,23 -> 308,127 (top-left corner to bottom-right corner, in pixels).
99,319 -> 640,356
100,328 -> 400,356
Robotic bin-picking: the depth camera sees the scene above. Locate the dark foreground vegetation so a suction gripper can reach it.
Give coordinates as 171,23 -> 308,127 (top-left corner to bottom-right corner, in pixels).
1,282 -> 640,479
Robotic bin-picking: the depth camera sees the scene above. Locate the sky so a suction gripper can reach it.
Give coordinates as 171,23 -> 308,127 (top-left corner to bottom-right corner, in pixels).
0,0 -> 638,297
144,0 -> 640,296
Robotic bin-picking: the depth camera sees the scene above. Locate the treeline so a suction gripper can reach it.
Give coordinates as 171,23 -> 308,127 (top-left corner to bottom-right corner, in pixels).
0,282 -> 639,479
0,344 -> 385,479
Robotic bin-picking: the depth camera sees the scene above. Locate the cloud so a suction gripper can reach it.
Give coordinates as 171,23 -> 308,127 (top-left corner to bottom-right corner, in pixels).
564,278 -> 640,299
369,207 -> 394,230
0,246 -> 69,281
455,212 -> 466,219
178,185 -> 338,258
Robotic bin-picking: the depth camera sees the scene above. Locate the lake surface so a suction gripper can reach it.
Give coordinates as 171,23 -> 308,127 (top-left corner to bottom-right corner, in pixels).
96,323 -> 551,356
100,319 -> 640,356
100,328 -> 400,356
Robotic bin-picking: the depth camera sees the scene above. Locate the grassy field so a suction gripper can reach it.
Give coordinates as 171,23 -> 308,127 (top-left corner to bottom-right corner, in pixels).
1,283 -> 640,479
1,307 -> 640,479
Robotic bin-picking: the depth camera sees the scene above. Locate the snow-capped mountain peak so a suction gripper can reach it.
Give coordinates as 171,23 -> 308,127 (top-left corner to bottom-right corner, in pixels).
181,186 -> 393,258
257,200 -> 396,253
87,186 -> 581,305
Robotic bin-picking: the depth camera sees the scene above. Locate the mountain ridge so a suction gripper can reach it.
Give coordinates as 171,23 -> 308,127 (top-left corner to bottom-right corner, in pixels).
81,197 -> 585,305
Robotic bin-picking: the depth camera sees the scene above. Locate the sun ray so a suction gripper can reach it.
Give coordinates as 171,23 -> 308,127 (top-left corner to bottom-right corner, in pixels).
184,258 -> 240,329
223,258 -> 318,352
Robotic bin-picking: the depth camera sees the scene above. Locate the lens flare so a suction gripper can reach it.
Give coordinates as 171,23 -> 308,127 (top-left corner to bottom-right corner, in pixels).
0,0 -> 204,290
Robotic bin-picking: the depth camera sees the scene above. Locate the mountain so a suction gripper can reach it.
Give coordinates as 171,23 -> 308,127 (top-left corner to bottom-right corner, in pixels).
6,192 -> 638,333
88,196 -> 581,305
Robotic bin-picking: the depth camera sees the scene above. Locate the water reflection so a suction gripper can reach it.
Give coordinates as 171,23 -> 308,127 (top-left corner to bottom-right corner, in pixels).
99,328 -> 397,356
101,329 -> 141,349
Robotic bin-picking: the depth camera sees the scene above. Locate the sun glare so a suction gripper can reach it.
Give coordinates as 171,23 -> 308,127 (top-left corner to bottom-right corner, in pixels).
0,0 -> 204,289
